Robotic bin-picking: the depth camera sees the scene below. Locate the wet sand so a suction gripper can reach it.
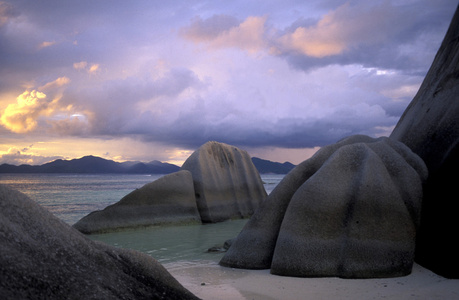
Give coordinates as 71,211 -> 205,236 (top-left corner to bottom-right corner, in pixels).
166,262 -> 459,300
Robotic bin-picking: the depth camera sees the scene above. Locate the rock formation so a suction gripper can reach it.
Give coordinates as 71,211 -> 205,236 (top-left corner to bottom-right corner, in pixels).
74,170 -> 200,234
74,142 -> 266,232
181,141 -> 267,223
0,185 -> 199,299
390,5 -> 459,278
220,135 -> 427,278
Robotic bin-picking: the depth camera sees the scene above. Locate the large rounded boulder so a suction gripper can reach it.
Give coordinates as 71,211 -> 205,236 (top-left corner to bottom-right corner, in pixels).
390,5 -> 459,278
0,185 -> 199,299
220,135 -> 427,278
74,170 -> 200,234
181,141 -> 267,223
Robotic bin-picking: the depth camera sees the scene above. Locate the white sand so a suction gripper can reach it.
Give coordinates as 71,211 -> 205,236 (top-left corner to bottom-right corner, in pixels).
165,261 -> 459,300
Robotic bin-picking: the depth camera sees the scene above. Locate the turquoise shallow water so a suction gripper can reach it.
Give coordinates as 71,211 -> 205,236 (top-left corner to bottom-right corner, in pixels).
89,219 -> 249,264
0,173 -> 284,263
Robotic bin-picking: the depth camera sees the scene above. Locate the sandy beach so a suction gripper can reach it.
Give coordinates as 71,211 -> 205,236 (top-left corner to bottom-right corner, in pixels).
166,262 -> 459,300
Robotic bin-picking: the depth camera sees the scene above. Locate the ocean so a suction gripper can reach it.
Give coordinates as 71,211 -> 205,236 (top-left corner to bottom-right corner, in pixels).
0,173 -> 284,265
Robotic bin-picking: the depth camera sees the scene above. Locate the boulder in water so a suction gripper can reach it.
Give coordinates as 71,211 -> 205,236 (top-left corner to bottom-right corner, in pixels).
220,135 -> 427,278
0,184 -> 199,299
181,141 -> 267,223
74,170 -> 200,234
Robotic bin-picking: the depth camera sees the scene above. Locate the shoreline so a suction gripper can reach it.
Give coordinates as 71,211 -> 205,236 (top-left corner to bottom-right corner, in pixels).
165,261 -> 459,300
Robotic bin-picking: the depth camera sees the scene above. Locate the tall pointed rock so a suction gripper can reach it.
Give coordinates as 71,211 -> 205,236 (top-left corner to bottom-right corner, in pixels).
390,5 -> 459,278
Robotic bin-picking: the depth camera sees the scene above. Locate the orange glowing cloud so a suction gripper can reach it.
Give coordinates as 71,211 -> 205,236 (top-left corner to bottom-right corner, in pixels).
1,90 -> 47,133
277,5 -> 352,57
278,18 -> 347,57
88,63 -> 100,73
278,2 -> 395,58
40,76 -> 71,91
181,3 -> 396,59
73,61 -> 88,70
182,15 -> 267,53
38,41 -> 56,49
73,61 -> 100,73
211,16 -> 267,53
0,77 -> 71,133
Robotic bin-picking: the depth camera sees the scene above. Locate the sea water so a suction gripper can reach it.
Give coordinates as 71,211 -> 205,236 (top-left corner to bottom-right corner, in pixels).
0,173 -> 284,264
0,173 -> 161,225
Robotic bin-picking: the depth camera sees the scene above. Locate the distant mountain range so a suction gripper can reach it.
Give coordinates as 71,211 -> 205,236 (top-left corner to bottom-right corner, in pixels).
0,155 -> 296,174
251,157 -> 296,174
0,155 -> 180,174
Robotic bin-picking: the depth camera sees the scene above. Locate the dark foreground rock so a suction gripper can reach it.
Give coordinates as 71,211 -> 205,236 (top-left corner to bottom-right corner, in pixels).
74,170 -> 200,234
390,5 -> 459,279
220,135 -> 427,278
181,141 -> 267,223
0,185 -> 199,300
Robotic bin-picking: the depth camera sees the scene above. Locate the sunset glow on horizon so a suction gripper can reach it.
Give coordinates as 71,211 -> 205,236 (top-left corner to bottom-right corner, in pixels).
0,1 -> 456,166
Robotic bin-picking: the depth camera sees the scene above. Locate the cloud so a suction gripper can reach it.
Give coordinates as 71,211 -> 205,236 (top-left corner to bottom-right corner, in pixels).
93,64 -> 399,150
38,41 -> 56,49
0,77 -> 72,133
0,136 -> 194,166
40,76 -> 70,91
180,14 -> 240,41
0,146 -> 62,165
276,2 -> 397,58
88,64 -> 99,73
156,101 -> 395,149
1,90 -> 48,133
73,61 -> 100,74
0,0 -> 457,165
38,59 -> 418,151
181,14 -> 268,53
0,1 -> 16,27
281,2 -> 455,74
73,61 -> 87,70
52,67 -> 205,138
180,2 -> 454,73
50,114 -> 90,136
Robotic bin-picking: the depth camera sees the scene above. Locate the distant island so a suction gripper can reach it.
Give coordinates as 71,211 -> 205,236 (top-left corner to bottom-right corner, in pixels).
0,155 -> 296,174
251,157 -> 296,174
0,156 -> 180,174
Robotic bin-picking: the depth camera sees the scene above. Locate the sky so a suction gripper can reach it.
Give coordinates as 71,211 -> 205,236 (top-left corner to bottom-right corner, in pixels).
0,0 -> 457,166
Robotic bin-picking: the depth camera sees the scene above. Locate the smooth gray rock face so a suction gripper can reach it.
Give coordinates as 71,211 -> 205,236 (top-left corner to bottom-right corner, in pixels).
220,135 -> 427,278
0,185 -> 199,300
181,141 -> 267,223
74,170 -> 200,234
390,5 -> 459,278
